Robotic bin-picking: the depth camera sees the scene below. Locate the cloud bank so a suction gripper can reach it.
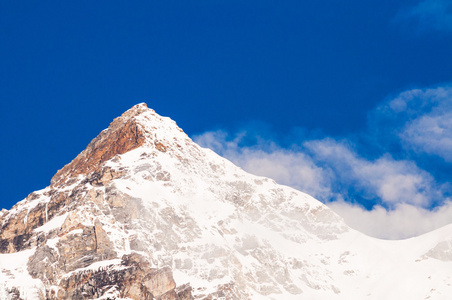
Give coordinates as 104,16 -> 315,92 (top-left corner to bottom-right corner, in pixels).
305,138 -> 440,208
328,200 -> 452,240
196,130 -> 334,200
194,85 -> 452,240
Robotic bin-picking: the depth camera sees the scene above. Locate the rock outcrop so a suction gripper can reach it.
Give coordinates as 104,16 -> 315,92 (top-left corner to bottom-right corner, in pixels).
56,254 -> 183,300
51,103 -> 148,187
0,104 -> 192,299
2,103 -> 452,300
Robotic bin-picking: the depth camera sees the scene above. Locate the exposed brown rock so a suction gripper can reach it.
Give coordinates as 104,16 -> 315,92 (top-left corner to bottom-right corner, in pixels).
0,199 -> 48,253
50,104 -> 148,187
94,219 -> 116,259
155,141 -> 167,152
202,283 -> 245,300
175,284 -> 194,300
28,245 -> 60,283
0,104 -> 148,254
0,104 -> 195,299
6,287 -> 24,300
0,185 -> 86,254
57,226 -> 98,273
143,267 -> 176,298
55,253 -> 184,300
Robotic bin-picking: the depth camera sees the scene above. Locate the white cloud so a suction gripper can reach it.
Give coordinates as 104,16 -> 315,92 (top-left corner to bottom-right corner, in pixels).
329,200 -> 452,239
397,0 -> 452,33
305,139 -> 439,207
194,129 -> 451,239
403,112 -> 452,161
194,86 -> 452,239
195,130 -> 334,200
375,86 -> 452,162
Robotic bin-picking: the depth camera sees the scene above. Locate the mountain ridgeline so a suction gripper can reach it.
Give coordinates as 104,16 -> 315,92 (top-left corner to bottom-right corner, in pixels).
1,103 -> 452,299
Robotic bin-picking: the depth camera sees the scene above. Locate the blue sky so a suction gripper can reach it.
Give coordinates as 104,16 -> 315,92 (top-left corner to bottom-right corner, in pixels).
1,1 -> 452,239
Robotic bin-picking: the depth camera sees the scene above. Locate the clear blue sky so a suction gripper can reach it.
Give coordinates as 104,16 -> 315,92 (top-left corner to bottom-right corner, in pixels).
1,1 -> 452,238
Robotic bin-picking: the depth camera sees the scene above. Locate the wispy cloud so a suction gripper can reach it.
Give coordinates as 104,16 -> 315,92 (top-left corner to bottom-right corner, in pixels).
195,129 -> 452,239
396,0 -> 452,33
329,200 -> 452,239
373,86 -> 452,162
304,138 -> 441,208
194,84 -> 452,239
195,130 -> 334,200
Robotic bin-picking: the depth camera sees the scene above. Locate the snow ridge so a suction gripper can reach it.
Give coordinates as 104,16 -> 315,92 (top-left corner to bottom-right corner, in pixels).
1,104 -> 452,299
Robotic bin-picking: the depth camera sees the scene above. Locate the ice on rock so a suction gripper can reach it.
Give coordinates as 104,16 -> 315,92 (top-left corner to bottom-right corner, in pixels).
1,103 -> 452,299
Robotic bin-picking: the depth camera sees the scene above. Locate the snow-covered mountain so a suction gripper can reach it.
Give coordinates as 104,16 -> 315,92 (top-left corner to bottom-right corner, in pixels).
1,103 -> 452,299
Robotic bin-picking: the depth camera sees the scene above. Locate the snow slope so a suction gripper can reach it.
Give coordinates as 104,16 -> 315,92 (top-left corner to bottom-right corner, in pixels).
1,104 -> 452,299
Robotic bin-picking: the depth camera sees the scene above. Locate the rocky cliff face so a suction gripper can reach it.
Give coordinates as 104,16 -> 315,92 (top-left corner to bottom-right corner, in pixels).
50,104 -> 148,187
0,104 -> 192,299
1,103 -> 452,300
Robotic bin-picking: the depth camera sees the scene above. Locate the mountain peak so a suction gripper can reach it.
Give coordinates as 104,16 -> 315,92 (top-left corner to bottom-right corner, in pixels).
120,102 -> 149,118
3,104 -> 452,299
50,103 -> 182,187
